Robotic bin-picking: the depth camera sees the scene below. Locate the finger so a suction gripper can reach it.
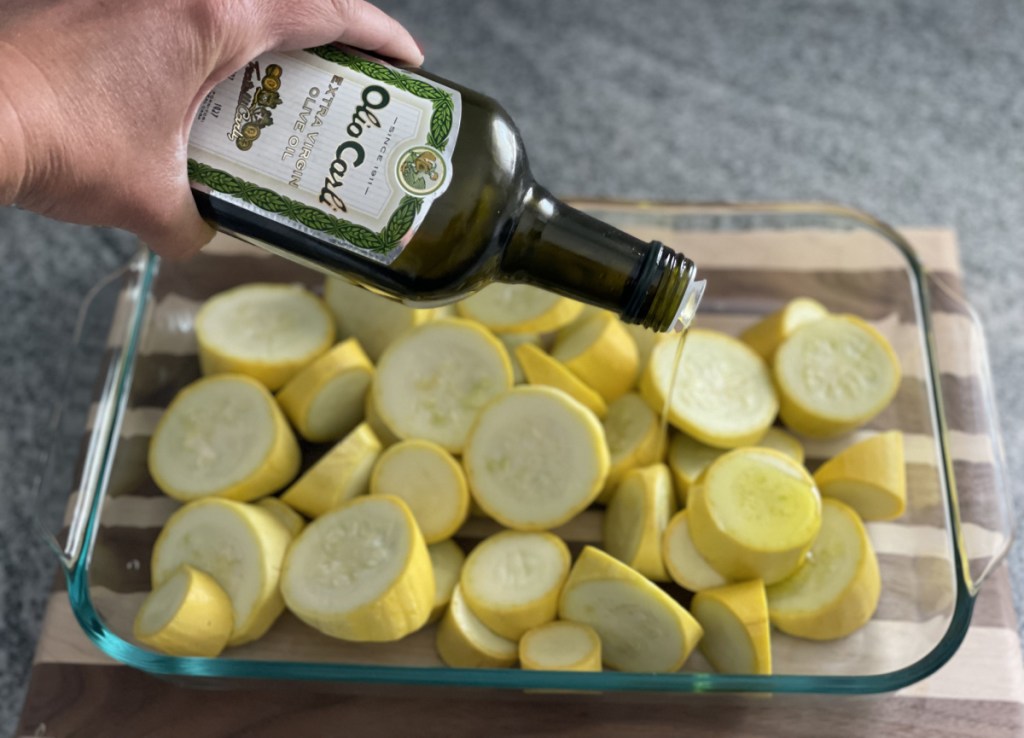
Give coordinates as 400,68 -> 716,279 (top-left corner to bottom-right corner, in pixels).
267,0 -> 423,66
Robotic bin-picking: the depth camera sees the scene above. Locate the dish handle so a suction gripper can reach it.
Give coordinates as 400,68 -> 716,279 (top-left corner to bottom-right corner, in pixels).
32,249 -> 156,575
927,275 -> 1017,596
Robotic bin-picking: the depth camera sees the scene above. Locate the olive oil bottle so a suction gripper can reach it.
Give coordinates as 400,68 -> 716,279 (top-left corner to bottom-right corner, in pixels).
188,46 -> 703,332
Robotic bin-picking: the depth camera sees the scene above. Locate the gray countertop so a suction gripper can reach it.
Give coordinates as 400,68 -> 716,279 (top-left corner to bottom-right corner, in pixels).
2,0 -> 1022,732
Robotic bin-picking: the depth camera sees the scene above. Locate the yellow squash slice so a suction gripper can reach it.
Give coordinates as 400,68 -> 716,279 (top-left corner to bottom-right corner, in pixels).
812,431 -> 906,521
373,319 -> 513,453
688,448 -> 822,585
551,313 -> 640,402
370,439 -> 469,543
456,282 -> 583,334
740,297 -> 829,362
463,386 -> 609,531
364,387 -> 401,447
767,499 -> 881,640
558,546 -> 703,673
661,509 -> 728,593
280,423 -> 382,518
461,530 -> 571,640
691,579 -> 772,675
134,565 -> 234,657
666,432 -> 724,506
280,495 -> 434,642
514,343 -> 608,418
499,332 -> 542,384
519,621 -> 602,672
151,499 -> 291,646
603,464 -> 676,582
323,276 -> 436,361
597,392 -> 665,504
624,323 -> 666,377
276,338 -> 374,443
428,539 -> 466,622
195,283 -> 334,390
436,584 -> 518,668
255,497 -> 306,538
774,314 -> 901,437
148,374 -> 300,503
758,426 -> 806,464
641,329 -> 778,448
666,427 -> 805,505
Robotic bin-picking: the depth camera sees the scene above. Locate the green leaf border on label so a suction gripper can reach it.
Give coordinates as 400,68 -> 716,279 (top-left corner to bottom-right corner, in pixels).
188,46 -> 454,254
309,45 -> 456,150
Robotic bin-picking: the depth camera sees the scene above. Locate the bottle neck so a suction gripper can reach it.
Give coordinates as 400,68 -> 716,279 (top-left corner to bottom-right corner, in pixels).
502,186 -> 702,332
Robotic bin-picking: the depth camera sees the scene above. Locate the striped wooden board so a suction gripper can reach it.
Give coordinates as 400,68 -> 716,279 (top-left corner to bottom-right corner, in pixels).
17,223 -> 1024,737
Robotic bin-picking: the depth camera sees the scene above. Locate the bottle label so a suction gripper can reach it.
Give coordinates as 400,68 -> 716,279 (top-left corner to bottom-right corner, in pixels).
187,46 -> 461,264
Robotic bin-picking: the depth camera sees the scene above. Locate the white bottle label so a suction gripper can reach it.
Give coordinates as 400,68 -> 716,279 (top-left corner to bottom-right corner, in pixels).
188,46 -> 461,264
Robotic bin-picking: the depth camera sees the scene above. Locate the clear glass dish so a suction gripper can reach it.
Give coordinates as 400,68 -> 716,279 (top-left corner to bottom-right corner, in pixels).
37,202 -> 1014,695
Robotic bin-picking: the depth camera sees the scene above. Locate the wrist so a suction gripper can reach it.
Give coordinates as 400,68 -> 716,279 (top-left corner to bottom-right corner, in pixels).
0,46 -> 28,206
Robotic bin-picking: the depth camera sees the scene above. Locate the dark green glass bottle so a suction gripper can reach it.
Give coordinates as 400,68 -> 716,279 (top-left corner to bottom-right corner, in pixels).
188,46 -> 703,332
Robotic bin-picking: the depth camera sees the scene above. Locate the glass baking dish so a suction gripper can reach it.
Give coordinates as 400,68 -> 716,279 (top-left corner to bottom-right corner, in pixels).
36,202 -> 1014,695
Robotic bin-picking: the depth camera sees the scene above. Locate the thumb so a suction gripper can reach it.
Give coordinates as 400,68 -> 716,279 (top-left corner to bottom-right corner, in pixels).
264,0 -> 423,65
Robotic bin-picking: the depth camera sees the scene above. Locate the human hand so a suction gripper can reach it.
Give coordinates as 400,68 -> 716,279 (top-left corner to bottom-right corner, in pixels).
0,0 -> 422,258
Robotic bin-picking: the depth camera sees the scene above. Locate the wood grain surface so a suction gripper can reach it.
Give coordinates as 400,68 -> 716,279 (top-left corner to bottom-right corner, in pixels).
16,225 -> 1024,738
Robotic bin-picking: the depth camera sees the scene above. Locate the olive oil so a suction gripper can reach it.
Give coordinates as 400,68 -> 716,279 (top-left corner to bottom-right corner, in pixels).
189,46 -> 703,332
662,328 -> 691,440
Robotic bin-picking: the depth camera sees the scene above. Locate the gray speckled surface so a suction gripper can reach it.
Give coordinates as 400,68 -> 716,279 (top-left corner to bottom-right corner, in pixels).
2,0 -> 1023,732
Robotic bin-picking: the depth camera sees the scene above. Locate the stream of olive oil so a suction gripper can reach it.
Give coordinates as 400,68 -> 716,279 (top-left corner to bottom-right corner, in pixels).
659,326 -> 690,441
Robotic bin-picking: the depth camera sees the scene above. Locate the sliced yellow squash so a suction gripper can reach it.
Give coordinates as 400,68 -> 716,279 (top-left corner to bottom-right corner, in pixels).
662,509 -> 729,593
323,276 -> 436,361
551,313 -> 640,402
436,584 -> 518,668
373,319 -> 513,453
364,387 -> 401,447
666,427 -> 804,506
370,439 -> 469,543
463,386 -> 609,531
498,332 -> 542,384
514,343 -> 608,418
134,565 -> 234,657
280,423 -> 382,518
641,329 -> 778,448
558,546 -> 703,673
812,431 -> 906,521
688,448 -> 822,585
519,621 -> 602,672
774,314 -> 901,437
603,464 -> 676,582
255,497 -> 306,538
456,283 -> 583,334
565,303 -> 615,330
740,297 -> 829,362
195,283 -> 334,390
758,426 -> 805,465
275,338 -> 373,443
151,499 -> 291,646
691,579 -> 772,675
624,323 -> 666,377
148,375 -> 300,503
597,392 -> 665,504
666,432 -> 724,506
428,539 -> 466,622
461,530 -> 571,640
767,499 -> 881,640
280,495 -> 434,642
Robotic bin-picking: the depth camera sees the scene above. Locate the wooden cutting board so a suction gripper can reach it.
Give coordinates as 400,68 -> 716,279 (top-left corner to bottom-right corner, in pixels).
16,226 -> 1024,738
